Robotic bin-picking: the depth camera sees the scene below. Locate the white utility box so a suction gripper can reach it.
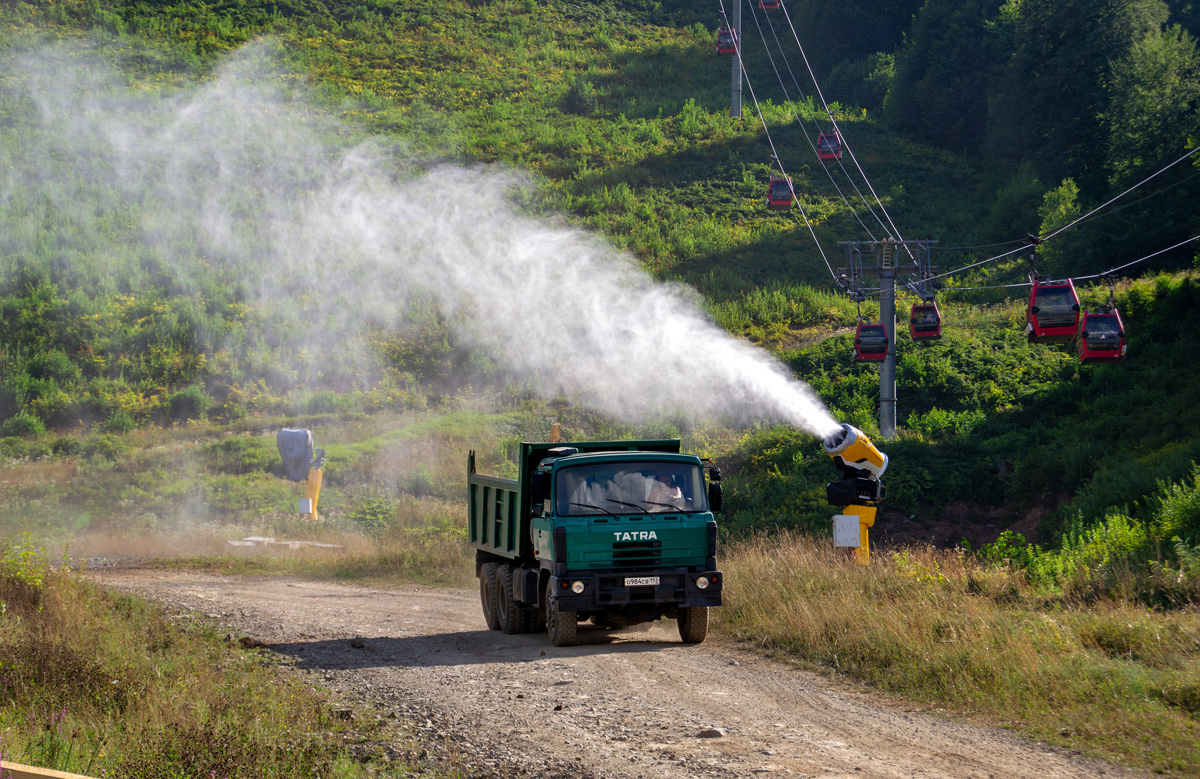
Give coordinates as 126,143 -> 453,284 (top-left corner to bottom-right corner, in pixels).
832,514 -> 861,547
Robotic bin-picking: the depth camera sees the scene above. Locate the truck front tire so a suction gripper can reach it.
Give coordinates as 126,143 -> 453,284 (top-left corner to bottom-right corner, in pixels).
677,606 -> 709,644
545,580 -> 578,647
479,562 -> 500,630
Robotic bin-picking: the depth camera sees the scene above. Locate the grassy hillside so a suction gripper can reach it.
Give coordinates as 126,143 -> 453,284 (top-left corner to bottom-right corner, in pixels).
1,3 -> 1199,776
0,0 -> 1198,587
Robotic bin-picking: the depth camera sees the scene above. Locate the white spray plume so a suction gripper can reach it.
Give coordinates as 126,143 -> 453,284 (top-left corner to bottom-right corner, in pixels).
5,43 -> 841,439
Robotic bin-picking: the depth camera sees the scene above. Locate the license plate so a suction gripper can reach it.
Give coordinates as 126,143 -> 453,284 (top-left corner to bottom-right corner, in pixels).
625,576 -> 660,587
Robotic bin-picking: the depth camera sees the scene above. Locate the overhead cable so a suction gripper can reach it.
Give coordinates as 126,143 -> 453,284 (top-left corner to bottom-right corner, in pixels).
718,1 -> 838,281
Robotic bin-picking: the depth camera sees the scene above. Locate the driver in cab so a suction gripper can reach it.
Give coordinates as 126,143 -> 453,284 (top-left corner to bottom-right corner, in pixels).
647,472 -> 683,511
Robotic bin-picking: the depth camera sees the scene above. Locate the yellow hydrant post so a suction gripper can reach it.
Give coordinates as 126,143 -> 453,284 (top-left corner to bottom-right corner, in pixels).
305,467 -> 323,520
842,503 -> 877,565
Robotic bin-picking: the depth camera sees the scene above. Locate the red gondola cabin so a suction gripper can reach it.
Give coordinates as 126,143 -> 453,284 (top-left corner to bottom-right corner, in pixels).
759,0 -> 780,9
767,176 -> 794,210
1076,309 -> 1127,365
716,29 -> 737,54
910,302 -> 942,340
1025,279 -> 1080,344
854,322 -> 888,361
816,132 -> 842,160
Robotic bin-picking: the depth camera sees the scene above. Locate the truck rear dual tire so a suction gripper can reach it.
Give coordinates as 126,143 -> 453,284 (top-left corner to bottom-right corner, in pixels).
677,606 -> 709,644
479,562 -> 501,631
544,580 -> 577,647
497,564 -> 536,634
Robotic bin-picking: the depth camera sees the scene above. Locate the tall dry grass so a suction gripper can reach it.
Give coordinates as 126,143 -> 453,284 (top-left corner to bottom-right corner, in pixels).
0,557 -> 344,777
714,532 -> 1200,776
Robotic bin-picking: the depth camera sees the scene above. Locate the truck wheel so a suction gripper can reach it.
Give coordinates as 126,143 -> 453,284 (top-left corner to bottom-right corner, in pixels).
479,562 -> 500,631
545,581 -> 577,647
677,606 -> 709,644
499,564 -> 535,634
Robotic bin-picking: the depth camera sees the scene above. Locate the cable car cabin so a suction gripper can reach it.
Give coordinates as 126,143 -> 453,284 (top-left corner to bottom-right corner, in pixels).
1076,309 -> 1127,365
854,322 -> 888,361
767,176 -> 794,210
759,0 -> 781,9
716,30 -> 737,54
1025,279 -> 1080,344
816,133 -> 842,160
910,303 -> 942,340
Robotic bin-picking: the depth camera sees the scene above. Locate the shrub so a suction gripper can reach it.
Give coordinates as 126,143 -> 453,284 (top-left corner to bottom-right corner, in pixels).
348,497 -> 394,534
0,436 -> 29,459
25,349 -> 81,384
301,390 -> 356,415
51,437 -> 82,457
202,436 -> 275,475
167,385 -> 211,420
564,80 -> 599,115
81,434 -> 128,462
104,411 -> 137,433
1,412 -> 47,438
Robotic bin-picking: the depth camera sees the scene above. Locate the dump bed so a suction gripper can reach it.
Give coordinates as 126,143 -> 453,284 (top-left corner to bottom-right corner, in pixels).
467,440 -> 683,561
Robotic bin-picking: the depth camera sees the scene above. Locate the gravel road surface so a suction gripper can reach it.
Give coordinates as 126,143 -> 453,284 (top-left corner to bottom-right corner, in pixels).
88,568 -> 1147,779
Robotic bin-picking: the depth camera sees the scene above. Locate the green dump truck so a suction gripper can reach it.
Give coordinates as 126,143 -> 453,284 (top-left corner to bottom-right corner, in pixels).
468,439 -> 723,647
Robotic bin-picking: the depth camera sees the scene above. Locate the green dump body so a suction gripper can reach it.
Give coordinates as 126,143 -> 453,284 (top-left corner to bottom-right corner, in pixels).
469,439 -> 685,560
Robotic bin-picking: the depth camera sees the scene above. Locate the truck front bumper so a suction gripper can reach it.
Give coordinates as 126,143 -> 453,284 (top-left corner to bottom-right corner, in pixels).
550,569 -> 723,612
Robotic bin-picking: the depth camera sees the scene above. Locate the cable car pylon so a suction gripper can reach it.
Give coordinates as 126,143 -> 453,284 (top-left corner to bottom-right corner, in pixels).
839,239 -> 938,438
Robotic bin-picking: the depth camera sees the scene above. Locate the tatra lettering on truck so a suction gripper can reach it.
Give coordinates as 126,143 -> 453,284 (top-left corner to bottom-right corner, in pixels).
613,531 -> 657,541
468,439 -> 723,647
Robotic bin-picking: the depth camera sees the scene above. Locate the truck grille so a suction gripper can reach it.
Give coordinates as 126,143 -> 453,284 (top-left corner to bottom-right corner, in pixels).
612,540 -> 661,569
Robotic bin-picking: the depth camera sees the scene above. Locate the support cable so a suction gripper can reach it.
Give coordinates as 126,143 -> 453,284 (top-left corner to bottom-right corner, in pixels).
751,3 -> 893,240
1041,145 -> 1200,241
779,1 -> 908,250
1073,234 -> 1200,281
718,1 -> 838,281
743,1 -> 880,240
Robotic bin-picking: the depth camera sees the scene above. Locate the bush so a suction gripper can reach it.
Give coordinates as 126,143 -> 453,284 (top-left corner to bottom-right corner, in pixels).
82,434 -> 128,462
564,80 -> 599,115
348,497 -> 394,534
202,436 -> 276,475
51,437 -> 82,457
104,411 -> 137,433
1,412 -> 47,438
167,385 -> 211,420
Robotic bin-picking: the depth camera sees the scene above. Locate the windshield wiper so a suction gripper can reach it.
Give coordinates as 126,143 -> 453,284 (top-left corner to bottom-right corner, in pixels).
645,500 -> 695,511
569,501 -> 615,516
606,499 -> 644,510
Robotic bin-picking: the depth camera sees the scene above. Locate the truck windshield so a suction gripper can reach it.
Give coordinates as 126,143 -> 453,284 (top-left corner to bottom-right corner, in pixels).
556,462 -> 708,516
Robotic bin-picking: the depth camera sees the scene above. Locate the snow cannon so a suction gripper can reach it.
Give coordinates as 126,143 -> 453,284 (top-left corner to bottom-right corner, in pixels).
823,423 -> 888,480
823,424 -> 886,566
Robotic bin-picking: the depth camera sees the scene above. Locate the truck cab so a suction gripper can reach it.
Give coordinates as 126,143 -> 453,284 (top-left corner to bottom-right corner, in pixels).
469,440 -> 723,646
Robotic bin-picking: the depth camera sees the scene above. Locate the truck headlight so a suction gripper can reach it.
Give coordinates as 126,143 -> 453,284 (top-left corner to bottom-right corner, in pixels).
571,580 -> 586,594
696,576 -> 710,590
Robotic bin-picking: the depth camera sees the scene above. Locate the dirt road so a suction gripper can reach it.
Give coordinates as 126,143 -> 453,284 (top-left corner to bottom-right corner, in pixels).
89,568 -> 1144,779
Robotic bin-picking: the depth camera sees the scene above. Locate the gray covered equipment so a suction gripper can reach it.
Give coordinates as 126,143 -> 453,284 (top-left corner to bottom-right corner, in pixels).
277,428 -> 325,482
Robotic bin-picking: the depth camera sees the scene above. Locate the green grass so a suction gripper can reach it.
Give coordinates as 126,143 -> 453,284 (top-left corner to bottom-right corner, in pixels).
0,540 -> 460,778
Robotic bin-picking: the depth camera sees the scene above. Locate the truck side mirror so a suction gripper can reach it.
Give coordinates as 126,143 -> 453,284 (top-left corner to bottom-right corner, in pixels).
708,482 -> 723,512
530,472 -> 550,503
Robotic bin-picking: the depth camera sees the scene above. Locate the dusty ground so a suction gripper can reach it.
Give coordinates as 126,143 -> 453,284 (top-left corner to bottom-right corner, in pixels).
88,566 -> 1148,779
